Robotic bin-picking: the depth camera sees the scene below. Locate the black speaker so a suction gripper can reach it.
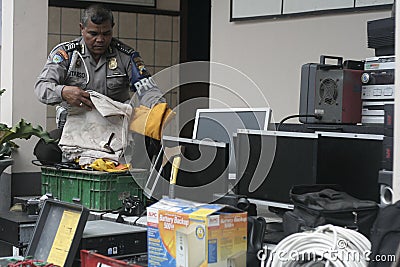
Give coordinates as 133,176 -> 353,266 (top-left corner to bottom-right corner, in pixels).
378,170 -> 393,206
299,55 -> 363,124
367,17 -> 395,56
382,136 -> 393,171
384,104 -> 394,137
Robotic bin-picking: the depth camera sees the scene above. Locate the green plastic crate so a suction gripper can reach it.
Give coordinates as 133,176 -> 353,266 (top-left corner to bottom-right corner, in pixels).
41,167 -> 149,211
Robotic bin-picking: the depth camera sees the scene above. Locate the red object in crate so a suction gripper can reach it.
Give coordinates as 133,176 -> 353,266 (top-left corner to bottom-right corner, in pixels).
80,250 -> 144,267
7,259 -> 58,267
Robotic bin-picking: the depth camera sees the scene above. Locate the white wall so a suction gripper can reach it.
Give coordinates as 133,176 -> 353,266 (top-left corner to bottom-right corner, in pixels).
210,0 -> 391,122
394,1 -> 400,202
1,0 -> 48,172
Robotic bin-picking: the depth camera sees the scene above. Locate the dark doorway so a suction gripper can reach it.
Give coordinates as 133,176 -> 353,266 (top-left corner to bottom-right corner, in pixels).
179,0 -> 211,138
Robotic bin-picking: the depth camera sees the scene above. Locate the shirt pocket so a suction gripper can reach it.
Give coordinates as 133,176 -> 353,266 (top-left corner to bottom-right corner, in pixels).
65,75 -> 87,89
106,73 -> 129,90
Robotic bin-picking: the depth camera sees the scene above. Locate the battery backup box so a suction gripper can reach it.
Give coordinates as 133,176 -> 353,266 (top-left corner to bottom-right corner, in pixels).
146,197 -> 247,267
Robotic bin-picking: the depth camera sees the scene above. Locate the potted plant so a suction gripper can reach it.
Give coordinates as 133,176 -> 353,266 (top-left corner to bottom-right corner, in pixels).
0,89 -> 53,172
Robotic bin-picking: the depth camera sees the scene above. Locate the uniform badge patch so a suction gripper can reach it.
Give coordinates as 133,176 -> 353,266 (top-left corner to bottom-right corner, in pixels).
109,57 -> 118,70
130,52 -> 151,90
57,49 -> 69,60
52,54 -> 63,64
133,53 -> 149,76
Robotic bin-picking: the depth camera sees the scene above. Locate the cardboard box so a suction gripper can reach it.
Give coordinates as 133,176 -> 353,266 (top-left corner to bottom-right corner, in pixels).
147,198 -> 247,267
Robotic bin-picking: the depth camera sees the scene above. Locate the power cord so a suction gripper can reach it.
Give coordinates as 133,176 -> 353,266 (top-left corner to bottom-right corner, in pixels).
277,114 -> 322,131
133,209 -> 147,226
265,224 -> 371,267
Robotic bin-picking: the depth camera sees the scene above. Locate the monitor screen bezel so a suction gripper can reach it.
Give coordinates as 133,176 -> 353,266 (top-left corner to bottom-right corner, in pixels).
192,107 -> 272,179
236,130 -> 319,209
192,107 -> 272,140
144,135 -> 230,203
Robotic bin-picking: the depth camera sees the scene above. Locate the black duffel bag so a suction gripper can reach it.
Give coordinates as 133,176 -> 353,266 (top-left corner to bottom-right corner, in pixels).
369,200 -> 400,267
283,184 -> 379,238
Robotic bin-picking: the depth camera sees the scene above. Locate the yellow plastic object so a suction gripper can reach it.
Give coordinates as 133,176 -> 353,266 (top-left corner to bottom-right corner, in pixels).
170,156 -> 181,185
89,158 -> 130,172
129,103 -> 174,140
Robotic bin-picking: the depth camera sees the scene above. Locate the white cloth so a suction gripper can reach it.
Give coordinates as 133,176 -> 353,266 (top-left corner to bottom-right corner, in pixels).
59,91 -> 132,164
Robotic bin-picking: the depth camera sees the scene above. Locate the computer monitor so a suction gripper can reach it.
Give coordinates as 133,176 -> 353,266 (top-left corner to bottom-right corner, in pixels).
315,131 -> 382,203
192,108 -> 272,180
144,136 -> 229,203
236,129 -> 383,210
236,130 -> 319,209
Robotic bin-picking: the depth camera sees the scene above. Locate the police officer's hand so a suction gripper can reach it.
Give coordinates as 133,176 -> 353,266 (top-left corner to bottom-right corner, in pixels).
61,86 -> 94,110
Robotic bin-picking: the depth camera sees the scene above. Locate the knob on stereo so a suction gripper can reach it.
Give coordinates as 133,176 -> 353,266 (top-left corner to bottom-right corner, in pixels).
361,72 -> 370,84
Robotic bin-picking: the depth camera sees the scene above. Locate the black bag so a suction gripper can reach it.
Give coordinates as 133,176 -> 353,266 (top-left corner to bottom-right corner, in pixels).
33,128 -> 62,165
369,200 -> 400,267
247,216 -> 266,267
283,184 -> 379,238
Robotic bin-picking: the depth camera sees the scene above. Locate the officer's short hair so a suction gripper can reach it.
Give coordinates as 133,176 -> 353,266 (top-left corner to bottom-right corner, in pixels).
81,4 -> 114,27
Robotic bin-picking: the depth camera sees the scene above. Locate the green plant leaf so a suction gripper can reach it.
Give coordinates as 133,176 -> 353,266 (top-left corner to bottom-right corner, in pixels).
0,119 -> 54,145
0,123 -> 12,139
0,89 -> 54,159
0,120 -> 53,144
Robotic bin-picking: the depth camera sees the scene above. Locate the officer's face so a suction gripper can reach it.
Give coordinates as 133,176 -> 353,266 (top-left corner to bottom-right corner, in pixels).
80,19 -> 113,59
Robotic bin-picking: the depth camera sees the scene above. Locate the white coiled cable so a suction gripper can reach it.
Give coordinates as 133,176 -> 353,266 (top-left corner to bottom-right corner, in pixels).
265,224 -> 371,267
67,50 -> 90,86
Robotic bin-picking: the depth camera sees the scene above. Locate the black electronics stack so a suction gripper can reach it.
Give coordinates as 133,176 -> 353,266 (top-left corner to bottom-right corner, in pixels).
0,211 -> 37,256
361,56 -> 395,125
379,104 -> 394,206
73,220 -> 148,267
366,15 -> 395,206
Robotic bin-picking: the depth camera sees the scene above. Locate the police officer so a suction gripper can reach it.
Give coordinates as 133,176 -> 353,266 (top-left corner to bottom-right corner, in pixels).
35,4 -> 165,110
34,4 -> 167,165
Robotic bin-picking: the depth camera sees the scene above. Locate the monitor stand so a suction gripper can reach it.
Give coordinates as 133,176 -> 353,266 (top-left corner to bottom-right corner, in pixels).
264,222 -> 285,245
248,198 -> 288,245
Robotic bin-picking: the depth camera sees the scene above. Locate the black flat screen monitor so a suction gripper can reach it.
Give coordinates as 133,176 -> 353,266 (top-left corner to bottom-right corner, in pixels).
236,130 -> 319,209
236,130 -> 383,209
144,136 -> 229,203
192,108 -> 272,179
315,131 -> 382,202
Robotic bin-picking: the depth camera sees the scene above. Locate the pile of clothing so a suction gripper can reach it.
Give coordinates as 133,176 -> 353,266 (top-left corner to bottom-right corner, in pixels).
58,91 -> 172,172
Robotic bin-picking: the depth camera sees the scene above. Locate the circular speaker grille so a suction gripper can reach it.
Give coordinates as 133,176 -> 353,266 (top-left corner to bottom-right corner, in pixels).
319,78 -> 338,105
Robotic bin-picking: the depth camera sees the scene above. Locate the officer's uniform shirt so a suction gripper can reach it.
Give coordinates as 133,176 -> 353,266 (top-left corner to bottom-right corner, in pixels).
35,37 -> 165,107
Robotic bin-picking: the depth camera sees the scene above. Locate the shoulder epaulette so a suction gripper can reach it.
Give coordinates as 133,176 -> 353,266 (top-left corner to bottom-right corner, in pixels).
64,40 -> 84,54
114,40 -> 135,55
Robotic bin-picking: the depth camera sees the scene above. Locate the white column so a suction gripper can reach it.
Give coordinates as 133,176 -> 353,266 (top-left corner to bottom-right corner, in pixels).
394,2 -> 400,202
1,0 -> 48,173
